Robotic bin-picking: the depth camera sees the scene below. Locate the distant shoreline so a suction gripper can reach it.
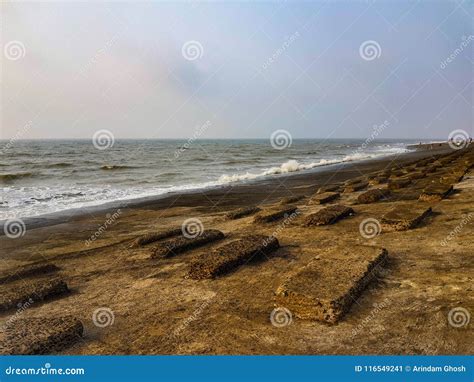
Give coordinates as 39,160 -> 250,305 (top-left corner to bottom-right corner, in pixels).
406,142 -> 455,150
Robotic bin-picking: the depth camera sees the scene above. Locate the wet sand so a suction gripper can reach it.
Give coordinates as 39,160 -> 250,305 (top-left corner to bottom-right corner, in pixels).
1,145 -> 473,355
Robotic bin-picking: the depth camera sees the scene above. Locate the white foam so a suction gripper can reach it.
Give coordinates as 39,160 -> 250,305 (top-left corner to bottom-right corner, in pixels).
0,181 -> 223,220
217,148 -> 407,184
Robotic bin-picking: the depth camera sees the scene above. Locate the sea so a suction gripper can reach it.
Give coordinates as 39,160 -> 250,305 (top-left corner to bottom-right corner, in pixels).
0,139 -> 416,219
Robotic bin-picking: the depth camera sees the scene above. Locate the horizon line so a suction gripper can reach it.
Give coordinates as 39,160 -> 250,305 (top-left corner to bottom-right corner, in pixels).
0,137 -> 453,141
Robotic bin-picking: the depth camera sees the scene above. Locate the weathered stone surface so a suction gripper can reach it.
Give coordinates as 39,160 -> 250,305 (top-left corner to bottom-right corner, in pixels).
0,263 -> 59,284
0,316 -> 83,355
309,192 -> 340,205
419,184 -> 453,202
390,189 -> 423,201
150,230 -> 225,258
280,195 -> 306,205
387,177 -> 411,190
226,206 -> 261,220
275,246 -> 388,324
130,228 -> 182,247
357,188 -> 390,204
254,206 -> 298,223
303,205 -> 354,226
369,176 -> 388,185
188,235 -> 279,279
381,205 -> 432,231
344,182 -> 368,193
406,171 -> 426,181
316,185 -> 340,194
0,277 -> 69,312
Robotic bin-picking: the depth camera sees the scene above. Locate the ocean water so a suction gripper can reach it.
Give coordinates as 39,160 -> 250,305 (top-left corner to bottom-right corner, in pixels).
0,139 -> 412,219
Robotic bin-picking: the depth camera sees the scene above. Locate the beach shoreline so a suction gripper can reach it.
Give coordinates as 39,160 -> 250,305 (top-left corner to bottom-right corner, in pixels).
0,145 -> 452,232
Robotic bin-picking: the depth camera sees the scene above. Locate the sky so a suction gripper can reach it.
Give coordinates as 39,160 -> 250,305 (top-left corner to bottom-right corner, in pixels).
1,1 -> 473,140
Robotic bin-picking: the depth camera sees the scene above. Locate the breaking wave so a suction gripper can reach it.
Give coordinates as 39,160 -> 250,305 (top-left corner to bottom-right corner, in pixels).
218,150 -> 406,183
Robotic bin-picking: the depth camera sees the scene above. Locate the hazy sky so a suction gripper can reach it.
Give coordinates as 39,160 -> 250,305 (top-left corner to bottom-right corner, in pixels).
1,1 -> 473,140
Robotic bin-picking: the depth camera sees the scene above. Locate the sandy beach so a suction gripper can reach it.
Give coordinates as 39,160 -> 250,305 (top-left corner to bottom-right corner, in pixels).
1,145 -> 473,355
